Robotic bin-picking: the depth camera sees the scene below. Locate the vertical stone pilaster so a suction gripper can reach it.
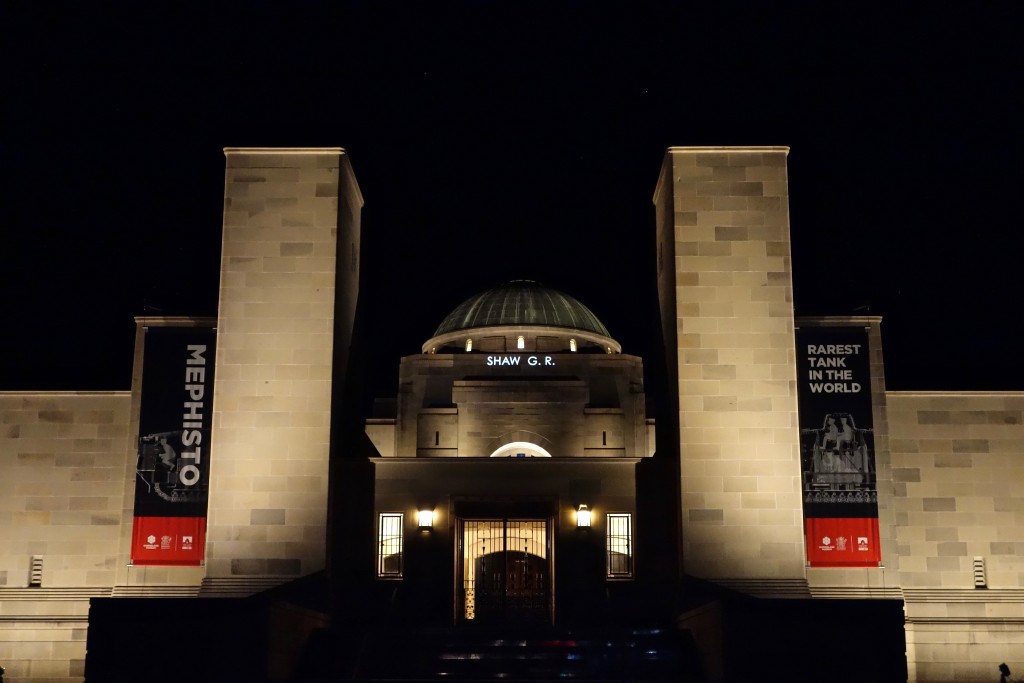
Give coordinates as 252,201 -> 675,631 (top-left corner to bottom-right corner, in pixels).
115,316 -> 214,589
655,147 -> 805,582
205,148 -> 362,584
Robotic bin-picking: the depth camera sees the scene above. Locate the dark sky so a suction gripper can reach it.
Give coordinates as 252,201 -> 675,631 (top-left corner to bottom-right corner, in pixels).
5,4 -> 1023,399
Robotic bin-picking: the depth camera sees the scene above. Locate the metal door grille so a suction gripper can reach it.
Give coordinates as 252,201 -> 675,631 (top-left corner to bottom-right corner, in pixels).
461,519 -> 548,622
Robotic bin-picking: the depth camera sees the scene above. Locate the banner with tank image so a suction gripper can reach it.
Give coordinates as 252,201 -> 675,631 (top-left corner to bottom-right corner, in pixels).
130,325 -> 216,566
796,325 -> 881,567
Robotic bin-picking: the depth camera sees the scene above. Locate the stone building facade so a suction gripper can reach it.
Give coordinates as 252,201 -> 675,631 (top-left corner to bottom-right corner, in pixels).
0,147 -> 1021,682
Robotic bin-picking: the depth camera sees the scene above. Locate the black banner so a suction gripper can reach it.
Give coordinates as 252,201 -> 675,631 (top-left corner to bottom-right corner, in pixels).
131,325 -> 216,565
796,325 -> 880,566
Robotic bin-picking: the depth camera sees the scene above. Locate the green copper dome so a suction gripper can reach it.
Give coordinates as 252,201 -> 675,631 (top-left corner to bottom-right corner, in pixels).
433,281 -> 612,338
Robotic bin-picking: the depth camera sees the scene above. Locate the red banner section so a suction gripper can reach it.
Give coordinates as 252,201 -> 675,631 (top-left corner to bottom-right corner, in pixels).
805,517 -> 881,567
131,516 -> 207,566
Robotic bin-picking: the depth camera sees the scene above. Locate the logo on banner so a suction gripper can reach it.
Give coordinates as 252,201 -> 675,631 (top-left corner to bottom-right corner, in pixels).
836,536 -> 847,551
819,536 -> 833,551
144,534 -> 159,550
857,536 -> 869,551
182,535 -> 193,550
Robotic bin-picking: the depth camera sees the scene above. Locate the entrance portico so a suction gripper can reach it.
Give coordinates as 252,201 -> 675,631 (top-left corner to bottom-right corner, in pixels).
366,280 -> 651,626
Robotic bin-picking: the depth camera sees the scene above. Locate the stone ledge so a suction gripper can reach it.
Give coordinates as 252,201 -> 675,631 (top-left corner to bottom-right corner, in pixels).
198,576 -> 288,597
904,588 -> 1024,603
906,616 -> 1024,625
0,615 -> 89,623
711,577 -> 811,598
0,587 -> 112,600
810,586 -> 903,600
110,585 -> 200,598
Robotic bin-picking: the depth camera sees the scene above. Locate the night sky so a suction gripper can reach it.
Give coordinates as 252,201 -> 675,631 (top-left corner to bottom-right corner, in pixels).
5,4 -> 1023,402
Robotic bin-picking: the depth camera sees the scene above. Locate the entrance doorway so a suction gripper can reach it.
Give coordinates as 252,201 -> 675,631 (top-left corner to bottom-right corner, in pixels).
459,518 -> 551,624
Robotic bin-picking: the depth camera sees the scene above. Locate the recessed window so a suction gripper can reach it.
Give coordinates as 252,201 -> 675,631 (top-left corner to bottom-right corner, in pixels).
517,335 -> 525,350
569,338 -> 577,352
377,513 -> 403,578
465,338 -> 473,352
606,513 -> 633,578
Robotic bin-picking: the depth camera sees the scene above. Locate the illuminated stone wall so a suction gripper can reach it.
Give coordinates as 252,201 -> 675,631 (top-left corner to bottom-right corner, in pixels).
0,392 -> 131,683
0,392 -> 131,587
392,353 -> 648,459
654,147 -> 805,582
889,392 -> 1024,682
890,392 -> 1024,588
204,148 -> 362,584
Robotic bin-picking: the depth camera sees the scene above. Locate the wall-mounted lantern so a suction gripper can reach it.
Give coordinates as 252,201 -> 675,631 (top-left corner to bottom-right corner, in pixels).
576,504 -> 591,528
417,509 -> 434,530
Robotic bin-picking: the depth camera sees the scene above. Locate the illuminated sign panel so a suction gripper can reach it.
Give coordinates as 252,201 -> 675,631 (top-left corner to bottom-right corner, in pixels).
485,355 -> 556,367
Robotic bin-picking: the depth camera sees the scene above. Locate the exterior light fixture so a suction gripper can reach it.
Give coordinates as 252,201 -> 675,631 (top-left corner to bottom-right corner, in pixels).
417,509 -> 434,529
576,504 -> 591,528
465,338 -> 473,352
517,335 -> 525,350
569,338 -> 577,352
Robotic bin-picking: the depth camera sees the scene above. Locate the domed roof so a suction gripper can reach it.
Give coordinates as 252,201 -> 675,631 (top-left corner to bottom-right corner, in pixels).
433,280 -> 611,338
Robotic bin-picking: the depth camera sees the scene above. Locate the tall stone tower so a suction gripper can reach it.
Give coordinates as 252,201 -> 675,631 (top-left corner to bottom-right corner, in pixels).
654,147 -> 805,586
204,148 -> 362,590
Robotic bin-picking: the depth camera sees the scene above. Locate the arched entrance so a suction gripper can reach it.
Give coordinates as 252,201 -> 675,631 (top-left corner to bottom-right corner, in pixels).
488,441 -> 553,458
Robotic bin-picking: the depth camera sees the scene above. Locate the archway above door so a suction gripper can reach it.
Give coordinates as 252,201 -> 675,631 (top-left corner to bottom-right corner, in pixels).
489,441 -> 553,458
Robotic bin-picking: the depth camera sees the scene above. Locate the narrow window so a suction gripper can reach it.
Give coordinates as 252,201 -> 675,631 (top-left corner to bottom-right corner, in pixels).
569,338 -> 577,352
377,513 -> 403,577
465,338 -> 473,352
602,431 -> 607,446
606,513 -> 633,578
435,431 -> 440,446
517,335 -> 525,350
